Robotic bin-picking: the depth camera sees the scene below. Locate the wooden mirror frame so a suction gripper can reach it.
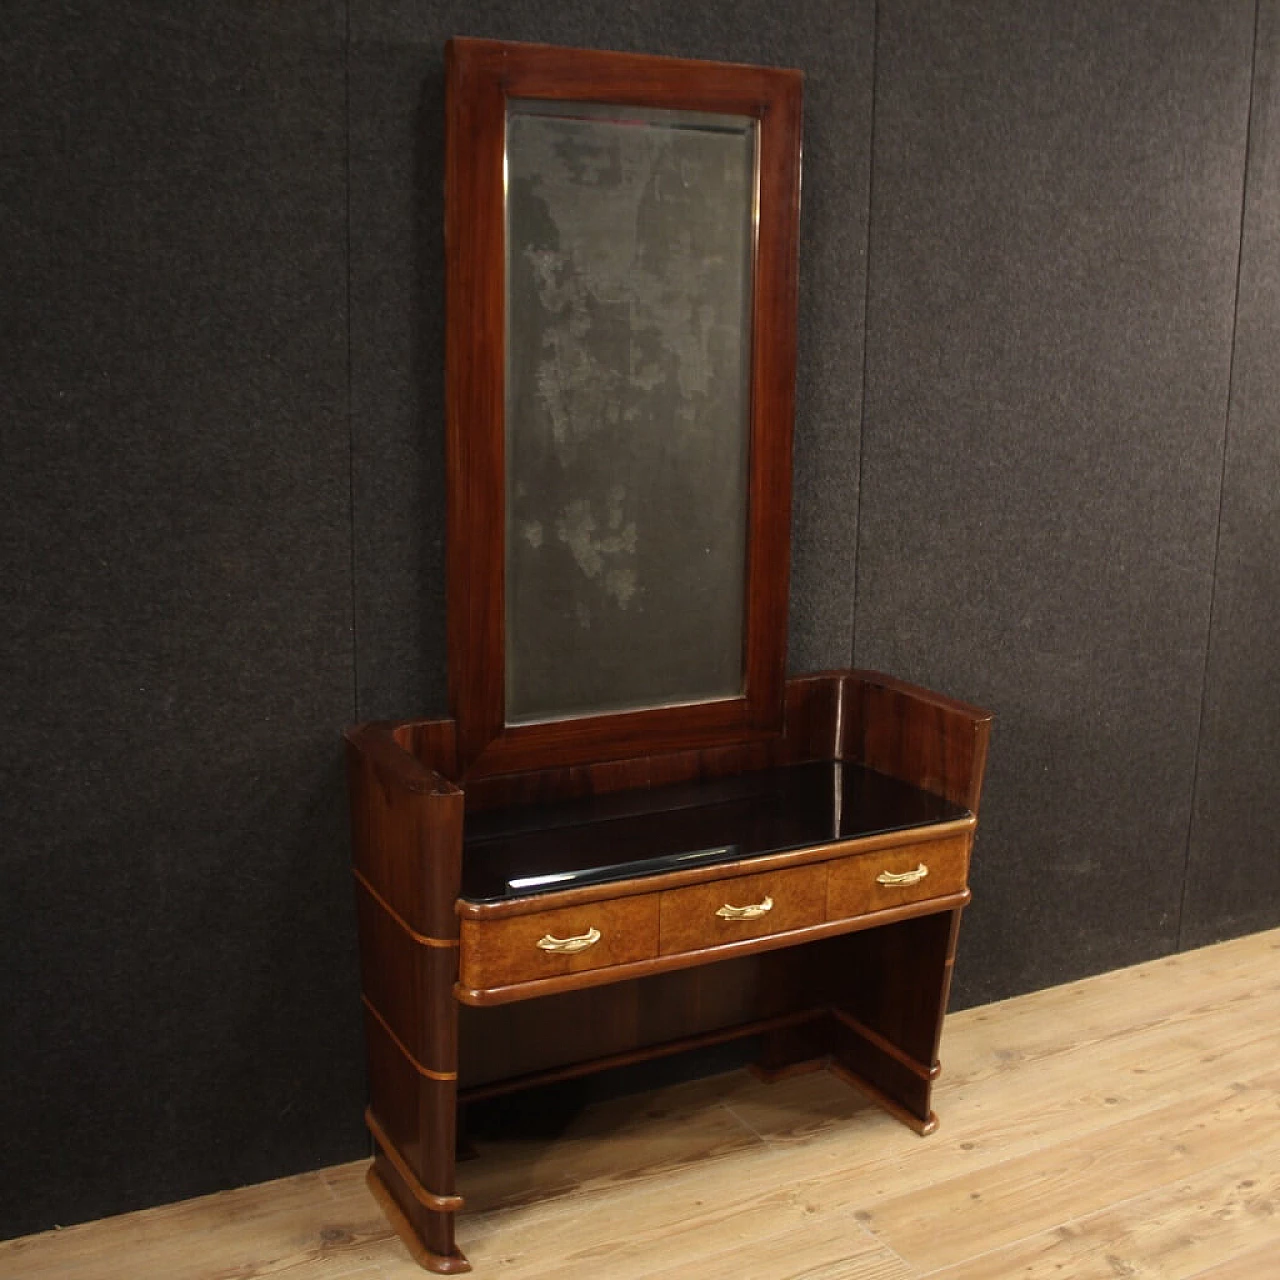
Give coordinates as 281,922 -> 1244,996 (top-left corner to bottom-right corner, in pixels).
445,37 -> 803,778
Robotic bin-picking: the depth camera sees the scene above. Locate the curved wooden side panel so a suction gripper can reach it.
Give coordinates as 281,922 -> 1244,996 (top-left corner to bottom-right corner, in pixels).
346,724 -> 467,1273
346,724 -> 463,938
840,670 -> 993,814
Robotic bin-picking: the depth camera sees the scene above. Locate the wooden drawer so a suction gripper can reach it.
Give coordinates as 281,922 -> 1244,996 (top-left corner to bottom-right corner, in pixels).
459,895 -> 659,992
658,864 -> 826,956
826,835 -> 970,920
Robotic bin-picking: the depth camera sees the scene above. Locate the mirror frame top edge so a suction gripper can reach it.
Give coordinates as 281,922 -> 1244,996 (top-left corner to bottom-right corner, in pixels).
444,36 -> 803,780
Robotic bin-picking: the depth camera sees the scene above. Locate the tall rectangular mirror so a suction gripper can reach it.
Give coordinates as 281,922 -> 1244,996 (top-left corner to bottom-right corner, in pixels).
446,39 -> 802,776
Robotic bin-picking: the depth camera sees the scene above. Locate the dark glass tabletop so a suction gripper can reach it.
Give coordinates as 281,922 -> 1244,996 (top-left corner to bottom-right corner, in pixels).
460,760 -> 969,902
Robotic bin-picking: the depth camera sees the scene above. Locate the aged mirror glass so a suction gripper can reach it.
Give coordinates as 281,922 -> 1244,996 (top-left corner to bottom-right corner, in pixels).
504,101 -> 757,724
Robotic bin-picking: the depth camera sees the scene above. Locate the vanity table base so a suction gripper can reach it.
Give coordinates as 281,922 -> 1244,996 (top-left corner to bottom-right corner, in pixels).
346,670 -> 992,1275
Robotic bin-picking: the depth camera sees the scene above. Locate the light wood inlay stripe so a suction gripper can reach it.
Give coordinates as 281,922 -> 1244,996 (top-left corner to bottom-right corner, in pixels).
353,869 -> 459,948
365,1108 -> 464,1213
361,997 -> 458,1082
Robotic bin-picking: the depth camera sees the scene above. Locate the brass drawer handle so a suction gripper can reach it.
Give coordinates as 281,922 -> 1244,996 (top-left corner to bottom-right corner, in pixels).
535,927 -> 601,955
876,863 -> 929,887
716,895 -> 774,921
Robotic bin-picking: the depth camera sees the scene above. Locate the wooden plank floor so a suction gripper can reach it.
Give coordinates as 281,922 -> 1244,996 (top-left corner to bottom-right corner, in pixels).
4,928 -> 1280,1280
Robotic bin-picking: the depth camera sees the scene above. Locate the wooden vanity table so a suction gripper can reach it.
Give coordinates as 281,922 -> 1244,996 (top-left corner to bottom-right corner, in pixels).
347,37 -> 991,1273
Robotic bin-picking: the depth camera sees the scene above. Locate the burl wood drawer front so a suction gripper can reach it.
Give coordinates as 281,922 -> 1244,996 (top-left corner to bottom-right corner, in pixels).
658,864 -> 826,956
826,835 -> 970,920
459,895 -> 659,992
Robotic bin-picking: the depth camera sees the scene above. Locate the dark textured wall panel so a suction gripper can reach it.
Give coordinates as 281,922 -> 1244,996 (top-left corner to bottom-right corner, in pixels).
784,3 -> 874,674
0,3 -> 361,1237
1183,0 -> 1280,949
349,46 -> 449,718
856,0 -> 1255,1005
348,0 -> 875,720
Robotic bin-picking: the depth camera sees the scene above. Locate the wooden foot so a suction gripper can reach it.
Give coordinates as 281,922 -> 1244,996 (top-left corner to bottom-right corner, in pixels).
827,1062 -> 939,1136
366,1165 -> 471,1274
